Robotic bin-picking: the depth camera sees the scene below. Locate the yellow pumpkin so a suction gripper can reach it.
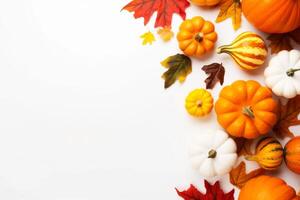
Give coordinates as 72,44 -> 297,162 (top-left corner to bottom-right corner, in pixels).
185,89 -> 213,117
246,137 -> 284,170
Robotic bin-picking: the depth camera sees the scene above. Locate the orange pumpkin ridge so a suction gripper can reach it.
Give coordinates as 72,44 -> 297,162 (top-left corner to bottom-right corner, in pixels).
239,175 -> 299,200
284,136 -> 300,174
242,0 -> 300,33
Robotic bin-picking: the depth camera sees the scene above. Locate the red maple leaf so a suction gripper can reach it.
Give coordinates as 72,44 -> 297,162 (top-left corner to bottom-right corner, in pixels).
122,0 -> 190,28
176,180 -> 234,200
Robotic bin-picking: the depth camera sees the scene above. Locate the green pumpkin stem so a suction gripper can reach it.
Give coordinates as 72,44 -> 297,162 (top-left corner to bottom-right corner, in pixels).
242,106 -> 255,118
286,68 -> 300,77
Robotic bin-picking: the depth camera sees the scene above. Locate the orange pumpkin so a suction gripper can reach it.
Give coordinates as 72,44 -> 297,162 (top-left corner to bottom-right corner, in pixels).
284,136 -> 300,174
177,16 -> 218,57
215,80 -> 278,139
190,0 -> 221,7
239,175 -> 300,200
242,0 -> 300,33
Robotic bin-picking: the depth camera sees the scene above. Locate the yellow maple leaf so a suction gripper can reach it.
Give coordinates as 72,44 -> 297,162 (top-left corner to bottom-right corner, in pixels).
140,31 -> 156,45
216,0 -> 241,30
157,27 -> 174,42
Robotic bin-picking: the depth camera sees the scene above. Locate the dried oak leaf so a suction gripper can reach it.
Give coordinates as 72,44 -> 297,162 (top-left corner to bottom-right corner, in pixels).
202,63 -> 225,89
273,95 -> 300,139
122,0 -> 190,28
161,54 -> 192,89
215,0 -> 242,30
230,161 -> 264,189
233,138 -> 254,156
267,28 -> 300,54
140,31 -> 156,45
176,180 -> 234,200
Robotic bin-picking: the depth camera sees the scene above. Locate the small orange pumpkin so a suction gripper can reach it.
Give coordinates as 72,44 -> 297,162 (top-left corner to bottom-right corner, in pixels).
242,0 -> 300,33
177,16 -> 218,57
284,136 -> 300,174
190,0 -> 221,7
215,80 -> 278,139
239,175 -> 300,200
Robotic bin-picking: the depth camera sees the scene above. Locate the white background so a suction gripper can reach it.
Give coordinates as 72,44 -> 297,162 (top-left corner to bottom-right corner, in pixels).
0,0 -> 299,199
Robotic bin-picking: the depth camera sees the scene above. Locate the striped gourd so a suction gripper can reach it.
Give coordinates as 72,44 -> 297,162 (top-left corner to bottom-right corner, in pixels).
246,137 -> 284,170
217,32 -> 268,70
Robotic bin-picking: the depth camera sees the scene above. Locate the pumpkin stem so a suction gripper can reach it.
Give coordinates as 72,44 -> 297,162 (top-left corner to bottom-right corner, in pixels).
286,68 -> 300,77
195,33 -> 204,43
216,45 -> 231,54
208,149 -> 217,158
242,106 -> 255,118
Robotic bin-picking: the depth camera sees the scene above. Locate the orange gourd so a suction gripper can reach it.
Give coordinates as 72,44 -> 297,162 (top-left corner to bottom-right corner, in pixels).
215,80 -> 278,139
177,16 -> 218,57
242,0 -> 300,33
284,136 -> 300,174
239,175 -> 300,200
190,0 -> 221,7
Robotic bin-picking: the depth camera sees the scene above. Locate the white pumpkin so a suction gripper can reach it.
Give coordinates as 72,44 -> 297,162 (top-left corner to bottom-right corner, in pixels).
264,50 -> 300,99
189,129 -> 237,177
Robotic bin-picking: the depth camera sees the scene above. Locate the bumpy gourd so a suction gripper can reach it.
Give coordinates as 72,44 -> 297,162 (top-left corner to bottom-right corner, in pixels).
185,89 -> 213,117
246,137 -> 283,170
177,16 -> 218,57
189,129 -> 237,177
264,50 -> 300,99
284,136 -> 300,174
217,32 -> 268,70
215,80 -> 278,139
242,0 -> 300,33
239,175 -> 300,200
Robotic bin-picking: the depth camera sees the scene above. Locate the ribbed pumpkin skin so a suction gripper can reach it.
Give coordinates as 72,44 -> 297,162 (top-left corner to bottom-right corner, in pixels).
177,16 -> 218,57
284,136 -> 300,174
239,176 -> 298,200
242,0 -> 300,33
248,137 -> 283,170
217,32 -> 267,70
215,80 -> 278,139
190,0 -> 221,6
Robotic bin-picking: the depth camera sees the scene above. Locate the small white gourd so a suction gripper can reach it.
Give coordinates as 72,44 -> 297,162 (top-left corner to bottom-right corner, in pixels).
264,50 -> 300,99
189,129 -> 237,177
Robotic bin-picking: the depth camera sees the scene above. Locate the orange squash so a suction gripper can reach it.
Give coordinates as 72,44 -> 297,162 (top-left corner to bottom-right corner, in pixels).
284,136 -> 300,174
215,80 -> 278,139
242,0 -> 300,33
190,0 -> 221,7
239,175 -> 300,200
177,16 -> 218,57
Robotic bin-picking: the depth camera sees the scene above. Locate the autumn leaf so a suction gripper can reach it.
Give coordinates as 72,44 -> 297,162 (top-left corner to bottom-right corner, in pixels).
202,63 -> 225,89
233,138 -> 254,156
122,0 -> 190,28
267,28 -> 300,54
267,34 -> 293,54
176,180 -> 234,200
273,95 -> 300,139
216,0 -> 242,30
161,54 -> 192,89
230,161 -> 264,189
140,31 -> 156,45
157,27 -> 174,42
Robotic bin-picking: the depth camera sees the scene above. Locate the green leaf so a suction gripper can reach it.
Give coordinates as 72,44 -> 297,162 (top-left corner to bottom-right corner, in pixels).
161,54 -> 192,89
